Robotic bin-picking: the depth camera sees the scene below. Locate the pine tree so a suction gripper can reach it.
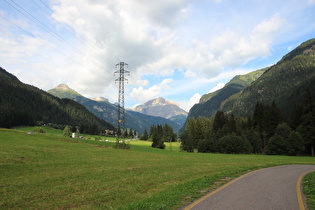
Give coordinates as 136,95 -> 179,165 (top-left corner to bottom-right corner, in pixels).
245,128 -> 262,153
63,125 -> 71,137
140,128 -> 148,140
227,114 -> 237,134
287,131 -> 305,156
290,103 -> 304,130
162,124 -> 173,143
212,111 -> 226,133
180,130 -> 194,152
275,123 -> 291,140
151,124 -> 165,149
299,88 -> 315,156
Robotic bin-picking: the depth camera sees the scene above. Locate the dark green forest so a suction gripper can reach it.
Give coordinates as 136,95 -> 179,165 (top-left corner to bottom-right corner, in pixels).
180,89 -> 315,156
0,67 -> 114,134
140,124 -> 176,149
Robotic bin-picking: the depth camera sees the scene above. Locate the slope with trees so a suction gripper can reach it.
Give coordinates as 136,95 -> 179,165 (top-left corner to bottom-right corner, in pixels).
187,69 -> 266,120
0,67 -> 114,134
180,89 -> 314,156
221,38 -> 315,116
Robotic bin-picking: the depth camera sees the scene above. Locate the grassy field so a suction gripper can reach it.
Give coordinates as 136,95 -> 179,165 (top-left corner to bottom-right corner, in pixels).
1,127 -> 314,209
303,172 -> 315,210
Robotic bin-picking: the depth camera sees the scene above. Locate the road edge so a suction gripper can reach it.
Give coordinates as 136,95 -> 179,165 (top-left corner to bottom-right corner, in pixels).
297,170 -> 315,210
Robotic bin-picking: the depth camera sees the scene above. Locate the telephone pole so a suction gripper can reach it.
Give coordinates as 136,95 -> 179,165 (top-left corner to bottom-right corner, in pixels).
114,62 -> 129,143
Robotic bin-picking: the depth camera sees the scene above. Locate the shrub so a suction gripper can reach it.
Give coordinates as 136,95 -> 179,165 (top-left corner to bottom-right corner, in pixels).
32,127 -> 46,133
218,135 -> 252,154
287,131 -> 305,156
266,134 -> 288,155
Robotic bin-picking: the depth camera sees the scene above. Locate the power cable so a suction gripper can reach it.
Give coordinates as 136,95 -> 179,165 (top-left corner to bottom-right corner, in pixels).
39,0 -> 120,66
4,0 -> 119,70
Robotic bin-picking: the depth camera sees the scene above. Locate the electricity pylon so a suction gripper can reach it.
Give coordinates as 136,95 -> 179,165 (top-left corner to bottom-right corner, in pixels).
114,62 -> 129,142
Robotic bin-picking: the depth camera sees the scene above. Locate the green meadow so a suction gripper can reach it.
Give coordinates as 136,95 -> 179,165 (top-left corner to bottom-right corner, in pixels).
1,127 -> 314,209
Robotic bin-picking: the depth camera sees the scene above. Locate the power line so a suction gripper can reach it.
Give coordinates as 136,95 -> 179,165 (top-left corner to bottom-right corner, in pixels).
4,0 -> 119,69
38,0 -> 120,66
0,11 -> 108,81
2,0 -> 133,92
0,13 -> 81,67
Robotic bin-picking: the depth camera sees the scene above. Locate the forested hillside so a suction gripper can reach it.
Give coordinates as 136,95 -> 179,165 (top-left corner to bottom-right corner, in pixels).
180,38 -> 315,156
222,38 -> 315,116
0,67 -> 114,134
187,69 -> 266,120
181,89 -> 315,156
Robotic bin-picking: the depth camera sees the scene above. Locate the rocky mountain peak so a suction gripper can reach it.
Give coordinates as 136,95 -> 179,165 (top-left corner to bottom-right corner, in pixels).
48,84 -> 82,99
91,97 -> 109,102
145,97 -> 178,107
55,83 -> 71,91
132,97 -> 187,119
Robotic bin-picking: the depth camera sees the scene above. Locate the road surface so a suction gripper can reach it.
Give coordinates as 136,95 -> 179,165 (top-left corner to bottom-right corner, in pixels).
184,165 -> 315,210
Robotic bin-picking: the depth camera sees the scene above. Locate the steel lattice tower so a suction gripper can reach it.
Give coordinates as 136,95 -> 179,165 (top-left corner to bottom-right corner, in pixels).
114,62 -> 129,141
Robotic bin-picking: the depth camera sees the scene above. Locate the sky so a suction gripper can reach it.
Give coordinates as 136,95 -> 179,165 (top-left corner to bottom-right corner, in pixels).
1,0 -> 315,111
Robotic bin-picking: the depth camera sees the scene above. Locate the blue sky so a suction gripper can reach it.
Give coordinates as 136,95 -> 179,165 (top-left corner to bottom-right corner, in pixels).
1,0 -> 315,111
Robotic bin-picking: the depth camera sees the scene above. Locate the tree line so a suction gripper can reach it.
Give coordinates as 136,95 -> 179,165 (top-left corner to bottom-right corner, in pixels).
180,89 -> 315,156
140,124 -> 177,149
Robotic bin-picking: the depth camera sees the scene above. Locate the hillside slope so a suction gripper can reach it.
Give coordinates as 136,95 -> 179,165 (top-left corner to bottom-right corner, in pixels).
49,85 -> 182,134
187,69 -> 266,120
0,67 -> 114,132
47,84 -> 82,99
221,38 -> 315,116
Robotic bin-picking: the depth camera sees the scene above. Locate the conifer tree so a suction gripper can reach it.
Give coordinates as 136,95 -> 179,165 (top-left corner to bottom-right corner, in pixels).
299,88 -> 315,156
213,111 -> 226,132
287,131 -> 305,156
140,128 -> 148,140
63,125 -> 71,137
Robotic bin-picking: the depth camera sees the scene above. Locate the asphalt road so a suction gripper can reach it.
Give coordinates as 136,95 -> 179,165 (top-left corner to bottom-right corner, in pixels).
184,165 -> 315,210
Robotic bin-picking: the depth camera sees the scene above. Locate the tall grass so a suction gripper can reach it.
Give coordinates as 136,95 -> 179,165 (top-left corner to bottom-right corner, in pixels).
1,128 -> 314,209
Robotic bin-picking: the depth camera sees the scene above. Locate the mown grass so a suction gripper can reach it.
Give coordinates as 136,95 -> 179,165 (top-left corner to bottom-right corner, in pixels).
1,128 -> 314,209
303,172 -> 315,210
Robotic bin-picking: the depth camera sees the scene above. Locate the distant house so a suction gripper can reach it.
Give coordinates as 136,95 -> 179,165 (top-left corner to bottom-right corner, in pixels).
105,130 -> 114,135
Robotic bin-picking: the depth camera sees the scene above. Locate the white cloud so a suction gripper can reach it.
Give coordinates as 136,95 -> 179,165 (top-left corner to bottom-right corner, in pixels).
209,82 -> 225,93
179,93 -> 201,112
1,0 -> 314,109
308,0 -> 315,5
129,78 -> 174,104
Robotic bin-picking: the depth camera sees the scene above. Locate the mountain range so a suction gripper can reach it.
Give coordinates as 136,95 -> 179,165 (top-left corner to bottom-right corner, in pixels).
187,38 -> 315,121
0,67 -> 114,133
1,38 -> 314,136
48,86 -> 186,134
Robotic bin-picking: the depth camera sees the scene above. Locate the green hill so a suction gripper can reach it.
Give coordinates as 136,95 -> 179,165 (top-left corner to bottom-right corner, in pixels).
221,38 -> 315,116
185,38 -> 315,123
47,84 -> 82,99
187,68 -> 266,120
0,67 -> 114,133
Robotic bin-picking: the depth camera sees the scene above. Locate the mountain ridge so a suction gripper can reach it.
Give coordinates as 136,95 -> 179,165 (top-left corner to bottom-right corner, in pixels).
48,86 -> 183,134
185,38 -> 315,124
187,68 -> 266,120
132,97 -> 188,119
0,67 -> 114,132
221,38 -> 315,116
